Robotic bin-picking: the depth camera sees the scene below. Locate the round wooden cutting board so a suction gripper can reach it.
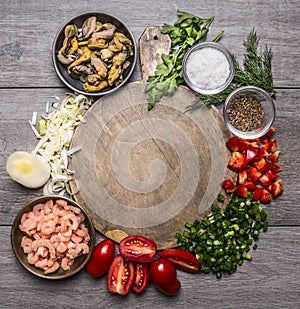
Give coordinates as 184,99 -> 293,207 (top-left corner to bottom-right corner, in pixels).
69,27 -> 234,249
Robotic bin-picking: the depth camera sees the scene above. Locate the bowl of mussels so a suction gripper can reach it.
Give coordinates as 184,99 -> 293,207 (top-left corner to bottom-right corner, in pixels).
52,12 -> 137,96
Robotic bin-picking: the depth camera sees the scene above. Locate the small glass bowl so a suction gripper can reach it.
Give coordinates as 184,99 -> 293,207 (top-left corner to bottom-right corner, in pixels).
223,86 -> 276,139
182,42 -> 235,95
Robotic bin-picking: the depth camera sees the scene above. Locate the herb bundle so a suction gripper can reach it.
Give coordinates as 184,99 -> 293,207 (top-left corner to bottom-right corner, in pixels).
145,10 -> 223,110
186,30 -> 276,111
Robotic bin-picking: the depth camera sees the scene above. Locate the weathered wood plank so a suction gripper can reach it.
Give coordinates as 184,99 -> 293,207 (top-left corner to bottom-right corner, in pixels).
1,226 -> 299,308
0,0 -> 299,87
1,88 -> 298,226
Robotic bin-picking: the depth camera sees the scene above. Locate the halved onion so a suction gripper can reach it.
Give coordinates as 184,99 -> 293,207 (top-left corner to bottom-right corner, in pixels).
6,151 -> 51,189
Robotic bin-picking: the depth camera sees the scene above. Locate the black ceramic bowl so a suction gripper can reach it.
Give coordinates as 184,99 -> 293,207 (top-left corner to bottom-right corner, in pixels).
52,12 -> 137,96
11,195 -> 95,279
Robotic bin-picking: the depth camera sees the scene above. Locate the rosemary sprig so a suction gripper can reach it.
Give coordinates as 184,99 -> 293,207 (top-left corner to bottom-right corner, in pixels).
186,30 -> 276,111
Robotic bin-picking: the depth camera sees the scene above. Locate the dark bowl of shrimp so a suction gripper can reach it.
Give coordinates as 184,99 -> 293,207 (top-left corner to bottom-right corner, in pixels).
11,195 -> 95,279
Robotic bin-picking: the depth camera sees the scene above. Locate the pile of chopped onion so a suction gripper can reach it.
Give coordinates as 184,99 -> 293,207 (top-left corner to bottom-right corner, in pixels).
31,93 -> 92,196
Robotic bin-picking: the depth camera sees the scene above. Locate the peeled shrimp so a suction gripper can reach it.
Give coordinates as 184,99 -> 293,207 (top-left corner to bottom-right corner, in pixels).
20,199 -> 90,275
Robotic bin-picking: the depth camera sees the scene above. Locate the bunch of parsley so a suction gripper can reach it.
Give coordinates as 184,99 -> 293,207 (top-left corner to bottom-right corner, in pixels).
145,10 -> 223,110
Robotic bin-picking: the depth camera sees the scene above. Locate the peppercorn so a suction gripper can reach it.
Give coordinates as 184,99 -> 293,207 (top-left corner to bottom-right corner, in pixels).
227,95 -> 264,132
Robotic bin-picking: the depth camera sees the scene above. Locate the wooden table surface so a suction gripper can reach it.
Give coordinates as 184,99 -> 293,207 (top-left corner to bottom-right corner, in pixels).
1,1 -> 299,308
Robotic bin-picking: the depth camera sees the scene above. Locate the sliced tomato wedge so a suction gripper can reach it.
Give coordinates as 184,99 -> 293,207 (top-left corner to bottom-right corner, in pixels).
119,235 -> 157,263
132,262 -> 149,294
107,255 -> 134,296
158,249 -> 200,273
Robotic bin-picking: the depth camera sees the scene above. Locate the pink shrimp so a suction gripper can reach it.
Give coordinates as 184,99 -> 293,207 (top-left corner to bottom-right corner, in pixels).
61,257 -> 71,271
19,198 -> 91,276
57,242 -> 67,253
44,261 -> 60,274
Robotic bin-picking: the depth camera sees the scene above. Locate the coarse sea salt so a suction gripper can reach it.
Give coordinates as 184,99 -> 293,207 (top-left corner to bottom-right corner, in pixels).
185,47 -> 230,91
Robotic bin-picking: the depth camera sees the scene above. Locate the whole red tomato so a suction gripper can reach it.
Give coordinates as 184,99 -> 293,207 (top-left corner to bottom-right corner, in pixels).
119,235 -> 157,263
86,240 -> 115,278
150,258 -> 181,295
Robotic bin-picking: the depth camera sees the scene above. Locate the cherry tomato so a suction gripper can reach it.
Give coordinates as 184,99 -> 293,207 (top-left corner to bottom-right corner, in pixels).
149,258 -> 181,295
119,235 -> 157,263
132,262 -> 149,294
160,279 -> 181,296
86,239 -> 115,278
107,254 -> 134,296
158,248 -> 200,273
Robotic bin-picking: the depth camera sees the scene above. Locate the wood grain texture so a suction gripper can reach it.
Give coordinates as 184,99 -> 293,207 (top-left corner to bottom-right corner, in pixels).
0,0 -> 299,87
0,0 -> 299,307
69,82 -> 234,249
1,226 -> 299,309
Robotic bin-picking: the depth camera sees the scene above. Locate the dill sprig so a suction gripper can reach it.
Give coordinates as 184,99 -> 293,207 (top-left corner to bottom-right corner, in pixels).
186,30 -> 276,111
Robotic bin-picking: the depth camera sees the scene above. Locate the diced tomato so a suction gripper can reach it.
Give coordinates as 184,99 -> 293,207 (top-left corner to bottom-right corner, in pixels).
238,170 -> 248,184
272,179 -> 283,198
226,137 -> 241,152
227,152 -> 246,172
268,151 -> 280,163
253,187 -> 264,201
265,170 -> 279,181
158,249 -> 201,274
235,184 -> 248,198
245,145 -> 259,164
247,166 -> 262,183
260,189 -> 272,204
221,179 -> 237,193
243,181 -> 256,191
259,174 -> 273,188
253,158 -> 267,172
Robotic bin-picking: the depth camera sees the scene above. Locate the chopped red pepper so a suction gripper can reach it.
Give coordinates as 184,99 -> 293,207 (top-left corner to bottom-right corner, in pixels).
247,166 -> 262,183
272,179 -> 283,198
243,181 -> 256,191
265,170 -> 279,181
226,137 -> 241,152
253,158 -> 267,172
235,184 -> 248,198
245,145 -> 259,164
238,170 -> 248,184
221,179 -> 237,193
260,189 -> 272,204
245,138 -> 261,149
253,187 -> 263,201
268,151 -> 280,163
259,174 -> 273,188
227,151 -> 246,172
